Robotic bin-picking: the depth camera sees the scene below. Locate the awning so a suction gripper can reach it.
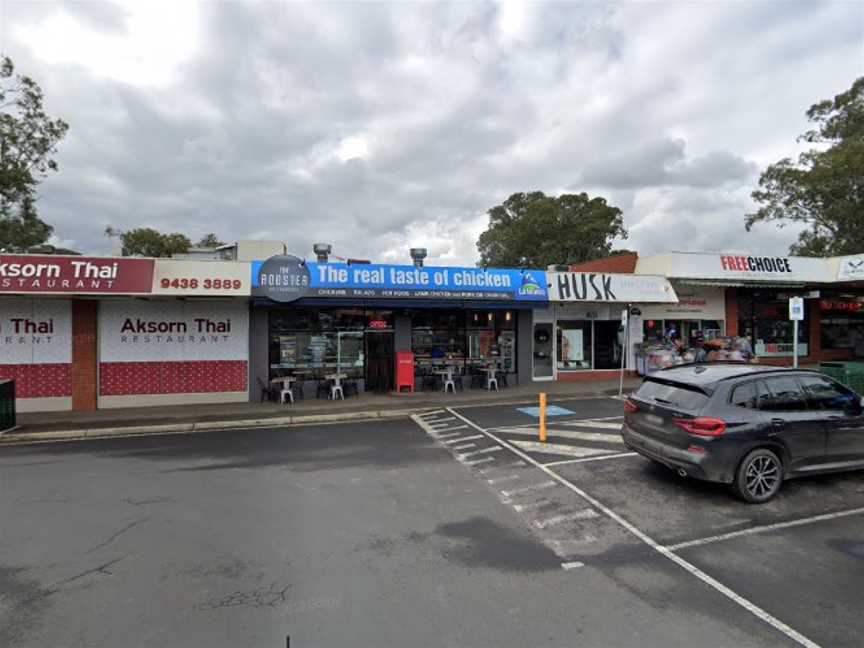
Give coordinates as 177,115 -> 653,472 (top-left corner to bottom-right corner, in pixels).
673,279 -> 808,288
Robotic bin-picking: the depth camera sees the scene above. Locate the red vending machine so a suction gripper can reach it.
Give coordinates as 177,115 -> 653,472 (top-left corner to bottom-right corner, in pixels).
396,351 -> 415,393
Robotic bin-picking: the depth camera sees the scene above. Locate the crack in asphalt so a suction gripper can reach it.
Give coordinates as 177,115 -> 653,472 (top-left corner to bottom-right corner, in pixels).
196,581 -> 292,610
85,517 -> 150,554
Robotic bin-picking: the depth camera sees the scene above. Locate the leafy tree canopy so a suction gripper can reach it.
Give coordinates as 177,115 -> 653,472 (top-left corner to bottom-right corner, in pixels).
197,233 -> 224,248
476,191 -> 627,268
106,226 -> 192,258
746,77 -> 864,256
0,55 -> 69,251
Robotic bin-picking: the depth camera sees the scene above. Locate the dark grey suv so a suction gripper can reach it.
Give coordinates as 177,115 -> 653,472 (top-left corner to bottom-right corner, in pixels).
621,364 -> 864,502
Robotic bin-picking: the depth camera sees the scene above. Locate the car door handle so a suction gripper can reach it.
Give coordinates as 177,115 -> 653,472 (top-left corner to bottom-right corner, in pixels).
770,418 -> 786,429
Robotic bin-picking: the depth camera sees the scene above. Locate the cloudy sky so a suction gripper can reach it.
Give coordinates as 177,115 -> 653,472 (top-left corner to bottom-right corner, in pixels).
1,1 -> 862,265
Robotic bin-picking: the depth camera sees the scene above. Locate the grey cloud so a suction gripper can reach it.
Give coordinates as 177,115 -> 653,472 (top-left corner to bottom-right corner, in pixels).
5,1 -> 863,264
577,138 -> 757,190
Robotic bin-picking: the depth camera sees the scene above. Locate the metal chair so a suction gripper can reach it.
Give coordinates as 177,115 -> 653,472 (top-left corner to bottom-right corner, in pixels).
257,377 -> 277,402
280,388 -> 294,404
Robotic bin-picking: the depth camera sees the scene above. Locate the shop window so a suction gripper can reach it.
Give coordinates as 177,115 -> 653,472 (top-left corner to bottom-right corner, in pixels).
269,308 -> 369,380
557,321 -> 592,370
739,293 -> 809,357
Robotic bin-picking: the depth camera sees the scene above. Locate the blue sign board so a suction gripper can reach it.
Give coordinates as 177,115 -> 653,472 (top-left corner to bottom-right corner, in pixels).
252,260 -> 548,302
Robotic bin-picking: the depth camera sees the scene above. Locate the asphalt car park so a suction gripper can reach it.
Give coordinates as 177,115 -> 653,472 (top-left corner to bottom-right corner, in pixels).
424,395 -> 864,647
2,395 -> 864,647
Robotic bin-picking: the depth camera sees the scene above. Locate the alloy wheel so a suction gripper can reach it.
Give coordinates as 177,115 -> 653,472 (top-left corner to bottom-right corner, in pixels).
744,455 -> 780,499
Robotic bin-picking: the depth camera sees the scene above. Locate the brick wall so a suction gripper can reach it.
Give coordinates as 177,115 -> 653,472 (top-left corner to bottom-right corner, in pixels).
72,300 -> 98,411
725,288 -> 739,336
568,253 -> 638,274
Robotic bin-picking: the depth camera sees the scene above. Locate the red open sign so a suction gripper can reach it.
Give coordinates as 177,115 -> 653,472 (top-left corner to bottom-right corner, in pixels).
369,319 -> 389,330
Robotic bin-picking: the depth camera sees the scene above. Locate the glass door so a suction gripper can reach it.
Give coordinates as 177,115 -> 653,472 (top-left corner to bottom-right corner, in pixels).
533,323 -> 554,380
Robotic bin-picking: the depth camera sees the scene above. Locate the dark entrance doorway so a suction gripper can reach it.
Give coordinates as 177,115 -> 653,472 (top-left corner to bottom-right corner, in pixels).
365,332 -> 394,393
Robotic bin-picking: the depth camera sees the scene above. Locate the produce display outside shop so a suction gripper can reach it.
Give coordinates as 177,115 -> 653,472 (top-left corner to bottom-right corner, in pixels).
634,334 -> 756,375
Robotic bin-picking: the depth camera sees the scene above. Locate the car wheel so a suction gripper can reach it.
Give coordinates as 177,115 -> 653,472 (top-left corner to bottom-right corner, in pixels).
733,448 -> 783,503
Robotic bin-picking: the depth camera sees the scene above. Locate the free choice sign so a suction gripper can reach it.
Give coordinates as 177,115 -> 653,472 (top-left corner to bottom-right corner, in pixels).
251,259 -> 548,302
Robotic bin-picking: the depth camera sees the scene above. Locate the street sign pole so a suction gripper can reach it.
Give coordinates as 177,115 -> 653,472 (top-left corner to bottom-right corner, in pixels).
789,297 -> 804,369
619,307 -> 629,397
793,319 -> 799,369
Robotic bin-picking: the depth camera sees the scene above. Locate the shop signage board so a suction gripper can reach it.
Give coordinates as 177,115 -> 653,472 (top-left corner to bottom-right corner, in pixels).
548,272 -> 677,303
0,255 -> 154,294
654,253 -> 835,283
837,256 -> 864,281
251,258 -> 549,302
638,286 -> 726,320
152,260 -> 250,296
0,298 -> 72,365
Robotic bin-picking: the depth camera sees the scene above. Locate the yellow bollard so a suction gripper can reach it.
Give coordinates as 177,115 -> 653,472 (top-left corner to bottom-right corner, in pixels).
539,392 -> 547,443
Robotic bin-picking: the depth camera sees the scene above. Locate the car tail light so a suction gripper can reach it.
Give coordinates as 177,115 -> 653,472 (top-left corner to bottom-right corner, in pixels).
673,417 -> 727,437
624,399 -> 639,413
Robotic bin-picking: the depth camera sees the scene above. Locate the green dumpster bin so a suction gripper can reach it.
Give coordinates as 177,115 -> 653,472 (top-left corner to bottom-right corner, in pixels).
820,362 -> 864,395
0,380 -> 15,432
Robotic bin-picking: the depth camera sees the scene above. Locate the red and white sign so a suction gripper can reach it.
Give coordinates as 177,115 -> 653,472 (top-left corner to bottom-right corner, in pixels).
152,259 -> 250,296
0,255 -> 154,294
0,298 -> 72,398
821,300 -> 864,312
98,300 -> 248,396
640,253 -> 835,283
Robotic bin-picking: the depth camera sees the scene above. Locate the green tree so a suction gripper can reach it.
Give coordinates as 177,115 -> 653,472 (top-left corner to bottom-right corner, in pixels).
106,226 -> 191,257
196,233 -> 224,248
476,191 -> 627,268
746,77 -> 864,256
0,55 -> 69,251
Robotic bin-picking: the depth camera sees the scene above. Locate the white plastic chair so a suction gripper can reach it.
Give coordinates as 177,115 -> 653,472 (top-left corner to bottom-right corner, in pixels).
281,388 -> 294,404
486,376 -> 498,392
330,384 -> 344,400
443,378 -> 456,393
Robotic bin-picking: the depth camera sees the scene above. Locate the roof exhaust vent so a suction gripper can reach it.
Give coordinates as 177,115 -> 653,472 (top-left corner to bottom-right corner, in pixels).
410,248 -> 427,267
313,243 -> 332,263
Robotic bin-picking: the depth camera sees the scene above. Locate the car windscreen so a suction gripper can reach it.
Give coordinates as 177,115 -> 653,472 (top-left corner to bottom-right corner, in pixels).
634,379 -> 710,412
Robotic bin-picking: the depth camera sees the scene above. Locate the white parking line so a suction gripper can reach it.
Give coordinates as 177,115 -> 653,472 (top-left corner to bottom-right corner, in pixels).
487,474 -> 522,485
500,480 -> 557,497
533,509 -> 599,529
558,420 -> 623,430
543,452 -> 638,467
445,407 -> 821,648
511,440 -> 614,458
666,506 -> 864,552
479,460 -> 526,474
418,410 -> 446,418
431,425 -> 469,435
561,561 -> 585,570
512,499 -> 553,512
435,431 -> 465,440
452,443 -> 476,451
444,434 -> 483,445
458,446 -> 504,459
463,456 -> 496,467
498,427 -> 624,444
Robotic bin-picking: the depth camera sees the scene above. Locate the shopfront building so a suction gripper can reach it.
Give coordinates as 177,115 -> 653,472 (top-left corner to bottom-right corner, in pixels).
248,256 -> 547,394
539,271 -> 678,381
634,251 -> 864,365
1,254 -> 251,412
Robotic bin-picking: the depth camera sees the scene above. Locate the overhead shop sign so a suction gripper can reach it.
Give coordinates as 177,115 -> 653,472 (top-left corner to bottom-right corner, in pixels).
251,257 -> 548,302
0,255 -> 154,294
661,253 -> 835,283
837,256 -> 864,281
152,259 -> 250,296
548,272 -> 677,303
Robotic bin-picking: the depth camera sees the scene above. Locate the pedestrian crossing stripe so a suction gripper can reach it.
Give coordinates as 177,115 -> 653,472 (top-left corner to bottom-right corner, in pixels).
511,440 -> 616,458
497,426 -> 623,444
558,420 -> 622,430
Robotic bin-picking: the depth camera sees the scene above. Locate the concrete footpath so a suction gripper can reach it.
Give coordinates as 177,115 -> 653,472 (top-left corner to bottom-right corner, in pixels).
1,379 -> 638,444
